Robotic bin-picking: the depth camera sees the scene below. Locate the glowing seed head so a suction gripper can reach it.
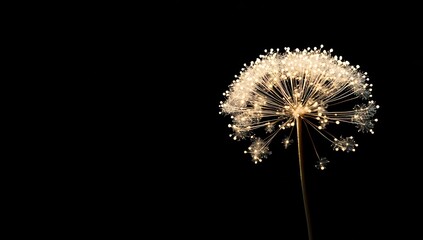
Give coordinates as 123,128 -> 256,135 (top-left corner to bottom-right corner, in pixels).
220,46 -> 379,164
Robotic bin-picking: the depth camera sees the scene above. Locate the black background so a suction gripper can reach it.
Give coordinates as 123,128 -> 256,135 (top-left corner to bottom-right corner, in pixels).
78,2 -> 422,240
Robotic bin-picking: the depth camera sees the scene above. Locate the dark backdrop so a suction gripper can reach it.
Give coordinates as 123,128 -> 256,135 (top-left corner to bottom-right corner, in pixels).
80,2 -> 422,240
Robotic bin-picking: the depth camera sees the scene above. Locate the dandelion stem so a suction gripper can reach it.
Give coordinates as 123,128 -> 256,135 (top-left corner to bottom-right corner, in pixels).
296,117 -> 313,240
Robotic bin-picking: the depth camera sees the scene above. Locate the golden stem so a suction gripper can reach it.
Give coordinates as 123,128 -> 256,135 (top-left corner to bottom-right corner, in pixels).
296,117 -> 313,240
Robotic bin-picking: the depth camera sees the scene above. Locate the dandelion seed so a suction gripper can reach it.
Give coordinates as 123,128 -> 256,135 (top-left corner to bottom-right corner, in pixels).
282,137 -> 293,149
315,157 -> 330,170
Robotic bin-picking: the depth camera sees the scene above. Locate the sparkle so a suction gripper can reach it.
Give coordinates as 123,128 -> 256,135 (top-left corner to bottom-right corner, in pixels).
315,157 -> 330,170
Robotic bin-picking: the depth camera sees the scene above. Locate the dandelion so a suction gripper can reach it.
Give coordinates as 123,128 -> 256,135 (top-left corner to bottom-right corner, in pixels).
219,45 -> 379,240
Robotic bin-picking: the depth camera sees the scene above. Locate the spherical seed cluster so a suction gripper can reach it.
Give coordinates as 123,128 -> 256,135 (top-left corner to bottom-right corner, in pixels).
219,45 -> 379,166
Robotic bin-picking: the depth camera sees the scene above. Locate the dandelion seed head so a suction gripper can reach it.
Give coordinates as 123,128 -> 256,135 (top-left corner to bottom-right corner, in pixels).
220,46 -> 379,163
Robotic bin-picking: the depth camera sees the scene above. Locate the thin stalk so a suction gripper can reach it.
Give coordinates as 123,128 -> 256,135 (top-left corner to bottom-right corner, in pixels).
296,117 -> 313,240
